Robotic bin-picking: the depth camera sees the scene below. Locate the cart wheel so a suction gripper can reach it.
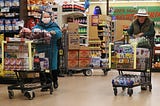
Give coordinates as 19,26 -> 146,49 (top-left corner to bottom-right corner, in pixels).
141,85 -> 147,90
103,71 -> 108,76
149,84 -> 152,92
8,90 -> 14,99
103,69 -> 109,76
24,91 -> 35,100
127,88 -> 133,97
68,71 -> 72,76
84,69 -> 92,76
113,87 -> 117,96
50,86 -> 53,94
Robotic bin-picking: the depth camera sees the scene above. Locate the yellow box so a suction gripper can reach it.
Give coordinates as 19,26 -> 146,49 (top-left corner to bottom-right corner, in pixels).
68,22 -> 79,34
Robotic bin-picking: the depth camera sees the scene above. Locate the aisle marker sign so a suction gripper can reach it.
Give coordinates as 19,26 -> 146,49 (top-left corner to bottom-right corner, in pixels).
110,6 -> 160,27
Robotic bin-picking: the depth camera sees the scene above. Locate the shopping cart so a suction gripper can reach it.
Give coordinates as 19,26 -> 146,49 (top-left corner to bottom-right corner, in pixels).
4,33 -> 53,100
8,70 -> 53,100
111,43 -> 152,96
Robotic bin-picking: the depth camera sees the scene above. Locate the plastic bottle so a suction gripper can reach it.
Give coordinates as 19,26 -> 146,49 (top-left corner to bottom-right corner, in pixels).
123,26 -> 129,44
33,53 -> 41,71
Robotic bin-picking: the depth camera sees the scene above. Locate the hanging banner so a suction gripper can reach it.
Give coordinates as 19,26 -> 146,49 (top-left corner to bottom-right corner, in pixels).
109,6 -> 160,27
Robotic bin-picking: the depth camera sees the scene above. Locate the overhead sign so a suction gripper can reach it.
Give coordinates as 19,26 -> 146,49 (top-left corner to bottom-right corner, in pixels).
110,6 -> 160,27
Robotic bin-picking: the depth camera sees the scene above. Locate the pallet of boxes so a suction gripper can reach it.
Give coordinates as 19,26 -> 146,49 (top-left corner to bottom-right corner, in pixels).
67,23 -> 92,76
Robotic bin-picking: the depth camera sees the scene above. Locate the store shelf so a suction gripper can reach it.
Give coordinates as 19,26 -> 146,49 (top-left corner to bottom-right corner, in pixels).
98,30 -> 105,33
80,44 -> 88,46
80,35 -> 87,38
79,24 -> 87,27
89,47 -> 101,50
62,11 -> 85,17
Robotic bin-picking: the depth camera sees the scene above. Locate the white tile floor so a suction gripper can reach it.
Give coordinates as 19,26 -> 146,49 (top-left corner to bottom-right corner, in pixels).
0,69 -> 160,106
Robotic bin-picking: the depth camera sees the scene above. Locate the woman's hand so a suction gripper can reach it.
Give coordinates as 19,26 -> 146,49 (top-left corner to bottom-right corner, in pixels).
50,30 -> 56,35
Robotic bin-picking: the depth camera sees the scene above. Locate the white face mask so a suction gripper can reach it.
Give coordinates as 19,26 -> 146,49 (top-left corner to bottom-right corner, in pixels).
42,18 -> 51,24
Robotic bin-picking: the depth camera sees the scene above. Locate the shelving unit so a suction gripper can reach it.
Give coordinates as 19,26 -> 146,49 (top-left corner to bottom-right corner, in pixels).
54,2 -> 91,76
0,0 -> 21,82
150,35 -> 160,72
88,15 -> 112,75
152,46 -> 160,71
0,0 -> 20,37
0,34 -> 4,76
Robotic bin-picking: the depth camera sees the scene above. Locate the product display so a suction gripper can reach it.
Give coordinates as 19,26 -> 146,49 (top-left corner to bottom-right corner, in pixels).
0,0 -> 20,34
115,45 -> 150,70
89,15 -> 112,69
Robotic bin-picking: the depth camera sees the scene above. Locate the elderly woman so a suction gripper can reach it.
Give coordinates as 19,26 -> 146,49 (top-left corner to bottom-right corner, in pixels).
32,11 -> 62,91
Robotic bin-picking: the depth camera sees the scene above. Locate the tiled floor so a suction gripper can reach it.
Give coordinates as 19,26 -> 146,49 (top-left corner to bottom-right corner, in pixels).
0,69 -> 160,106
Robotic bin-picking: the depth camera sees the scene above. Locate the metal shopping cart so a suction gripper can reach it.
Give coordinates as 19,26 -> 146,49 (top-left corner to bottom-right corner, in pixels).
2,34 -> 53,100
8,70 -> 53,100
111,43 -> 152,96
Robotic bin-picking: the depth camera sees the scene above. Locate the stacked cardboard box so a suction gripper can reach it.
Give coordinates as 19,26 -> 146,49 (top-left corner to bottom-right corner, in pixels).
68,22 -> 80,50
116,44 -> 150,70
68,50 -> 79,68
78,46 -> 90,68
68,47 -> 90,68
67,23 -> 90,68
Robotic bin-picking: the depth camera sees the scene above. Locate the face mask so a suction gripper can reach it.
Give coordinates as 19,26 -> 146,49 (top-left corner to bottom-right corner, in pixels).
42,18 -> 51,24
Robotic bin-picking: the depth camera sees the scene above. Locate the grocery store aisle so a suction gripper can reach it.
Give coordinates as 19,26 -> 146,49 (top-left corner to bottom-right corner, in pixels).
0,70 -> 160,106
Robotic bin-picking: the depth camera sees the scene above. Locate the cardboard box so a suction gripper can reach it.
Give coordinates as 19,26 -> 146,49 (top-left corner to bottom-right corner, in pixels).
90,57 -> 101,67
136,48 -> 150,58
40,58 -> 49,70
26,72 -> 39,78
116,63 -> 133,69
78,58 -> 90,68
68,59 -> 79,68
68,50 -> 79,59
100,58 -> 108,68
116,53 -> 133,59
79,50 -> 90,58
68,34 -> 80,50
136,58 -> 146,70
88,26 -> 98,39
68,22 -> 79,34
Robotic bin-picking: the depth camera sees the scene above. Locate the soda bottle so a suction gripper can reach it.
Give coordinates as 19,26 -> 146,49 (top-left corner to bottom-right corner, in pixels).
33,53 -> 41,71
123,25 -> 129,44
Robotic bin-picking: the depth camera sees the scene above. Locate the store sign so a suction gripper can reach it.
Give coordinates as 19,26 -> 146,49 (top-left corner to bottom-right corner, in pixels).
91,15 -> 99,26
110,6 -> 160,27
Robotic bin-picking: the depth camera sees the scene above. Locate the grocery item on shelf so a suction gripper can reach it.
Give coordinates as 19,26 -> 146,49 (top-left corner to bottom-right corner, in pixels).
62,3 -> 85,12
